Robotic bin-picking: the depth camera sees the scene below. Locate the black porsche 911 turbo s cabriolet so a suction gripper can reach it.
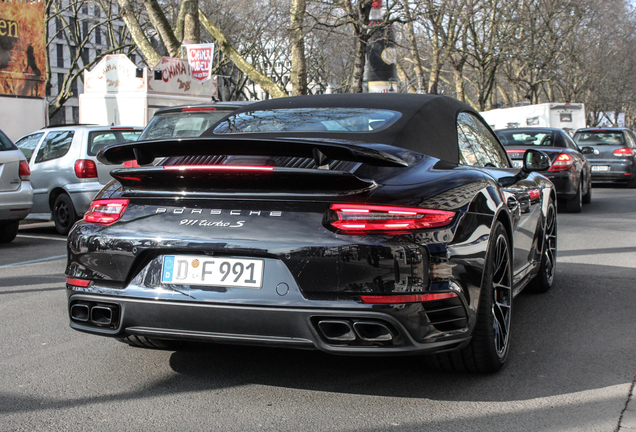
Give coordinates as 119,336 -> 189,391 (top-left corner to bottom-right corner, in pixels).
65,94 -> 557,373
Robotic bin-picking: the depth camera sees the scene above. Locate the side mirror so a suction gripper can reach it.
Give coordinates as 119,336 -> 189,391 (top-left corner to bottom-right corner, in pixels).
580,146 -> 595,155
523,149 -> 551,171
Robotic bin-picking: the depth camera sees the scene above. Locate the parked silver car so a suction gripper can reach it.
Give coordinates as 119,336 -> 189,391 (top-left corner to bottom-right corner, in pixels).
0,128 -> 32,243
15,125 -> 142,235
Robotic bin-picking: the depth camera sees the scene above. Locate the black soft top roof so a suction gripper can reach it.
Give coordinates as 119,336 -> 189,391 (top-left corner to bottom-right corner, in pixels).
203,93 -> 478,163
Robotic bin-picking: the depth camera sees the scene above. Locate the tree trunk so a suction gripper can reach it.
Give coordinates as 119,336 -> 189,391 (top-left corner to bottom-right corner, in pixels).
289,0 -> 307,96
142,0 -> 181,57
117,0 -> 161,66
183,0 -> 200,44
401,0 -> 424,91
199,9 -> 287,98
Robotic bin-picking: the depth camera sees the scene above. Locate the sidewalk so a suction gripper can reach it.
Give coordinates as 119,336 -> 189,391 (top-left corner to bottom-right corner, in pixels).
620,378 -> 636,430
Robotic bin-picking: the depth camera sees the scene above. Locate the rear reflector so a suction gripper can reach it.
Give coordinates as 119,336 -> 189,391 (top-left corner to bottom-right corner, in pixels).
329,204 -> 455,233
182,107 -> 216,112
163,165 -> 275,171
360,293 -> 458,304
74,159 -> 98,178
84,199 -> 129,225
18,160 -> 30,181
548,153 -> 573,172
613,148 -> 635,156
66,277 -> 91,287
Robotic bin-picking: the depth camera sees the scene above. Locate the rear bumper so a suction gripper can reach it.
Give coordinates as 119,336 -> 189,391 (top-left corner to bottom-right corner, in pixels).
0,182 -> 33,223
589,160 -> 636,181
67,292 -> 471,355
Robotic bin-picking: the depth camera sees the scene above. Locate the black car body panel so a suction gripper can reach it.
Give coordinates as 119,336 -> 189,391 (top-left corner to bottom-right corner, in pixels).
497,127 -> 591,203
66,94 -> 557,370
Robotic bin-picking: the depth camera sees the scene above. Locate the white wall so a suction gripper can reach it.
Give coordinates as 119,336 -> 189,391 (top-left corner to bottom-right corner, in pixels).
0,97 -> 47,141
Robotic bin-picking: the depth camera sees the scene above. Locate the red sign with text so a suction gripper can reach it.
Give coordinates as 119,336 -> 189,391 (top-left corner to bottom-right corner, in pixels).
186,44 -> 215,83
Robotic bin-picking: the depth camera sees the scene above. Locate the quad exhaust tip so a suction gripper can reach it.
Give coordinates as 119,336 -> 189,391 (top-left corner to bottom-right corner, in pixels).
317,319 -> 396,344
70,302 -> 119,327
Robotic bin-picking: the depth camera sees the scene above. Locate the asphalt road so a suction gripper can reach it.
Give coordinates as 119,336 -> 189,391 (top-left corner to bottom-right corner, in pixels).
1,187 -> 635,432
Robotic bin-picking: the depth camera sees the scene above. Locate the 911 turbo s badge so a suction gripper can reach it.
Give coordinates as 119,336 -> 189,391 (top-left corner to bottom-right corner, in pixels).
180,219 -> 245,228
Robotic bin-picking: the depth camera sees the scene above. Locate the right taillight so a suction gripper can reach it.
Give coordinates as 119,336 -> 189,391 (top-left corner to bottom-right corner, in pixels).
18,160 -> 30,181
74,159 -> 98,178
613,148 -> 635,156
328,204 -> 455,234
548,153 -> 573,172
84,199 -> 129,225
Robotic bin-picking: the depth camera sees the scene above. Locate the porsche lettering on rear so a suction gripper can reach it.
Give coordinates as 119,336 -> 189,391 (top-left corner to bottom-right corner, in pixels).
156,208 -> 282,217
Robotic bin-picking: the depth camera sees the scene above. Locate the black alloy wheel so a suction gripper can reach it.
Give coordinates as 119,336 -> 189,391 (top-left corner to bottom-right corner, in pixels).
0,221 -> 19,243
582,176 -> 592,204
432,221 -> 512,373
528,199 -> 557,293
564,180 -> 582,213
53,194 -> 78,236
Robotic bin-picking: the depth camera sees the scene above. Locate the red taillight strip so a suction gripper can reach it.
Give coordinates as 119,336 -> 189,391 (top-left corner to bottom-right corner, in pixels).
330,204 -> 455,233
360,292 -> 458,304
548,153 -> 573,172
19,160 -> 30,181
83,199 -> 129,225
613,148 -> 634,156
163,165 -> 274,171
66,277 -> 91,287
181,107 -> 216,112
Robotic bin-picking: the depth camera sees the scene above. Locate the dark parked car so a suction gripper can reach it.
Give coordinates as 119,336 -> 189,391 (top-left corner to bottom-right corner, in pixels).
66,94 -> 557,373
496,127 -> 592,213
572,128 -> 636,187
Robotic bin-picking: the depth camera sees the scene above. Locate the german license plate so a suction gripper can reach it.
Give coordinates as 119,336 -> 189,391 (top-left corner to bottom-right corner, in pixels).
512,160 -> 523,169
591,165 -> 610,172
161,255 -> 264,288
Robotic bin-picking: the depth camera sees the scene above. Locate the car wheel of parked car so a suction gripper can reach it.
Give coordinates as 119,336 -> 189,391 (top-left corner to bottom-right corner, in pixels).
582,178 -> 592,204
565,181 -> 582,213
53,194 -> 78,236
528,199 -> 557,293
626,176 -> 636,188
433,221 -> 512,373
0,221 -> 19,243
116,335 -> 181,350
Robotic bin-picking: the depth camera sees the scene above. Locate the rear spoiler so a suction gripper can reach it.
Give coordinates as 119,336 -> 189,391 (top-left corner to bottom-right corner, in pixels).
97,137 -> 409,168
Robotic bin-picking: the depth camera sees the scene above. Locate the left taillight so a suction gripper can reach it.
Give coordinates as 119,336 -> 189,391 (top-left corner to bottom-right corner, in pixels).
18,160 -> 30,181
548,153 -> 573,172
83,199 -> 129,225
74,159 -> 98,178
328,204 -> 455,234
613,148 -> 635,156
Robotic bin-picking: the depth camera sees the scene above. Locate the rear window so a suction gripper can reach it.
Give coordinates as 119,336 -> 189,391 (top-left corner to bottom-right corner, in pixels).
88,130 -> 141,156
574,131 -> 625,146
212,108 -> 402,134
139,111 -> 234,140
0,129 -> 15,151
497,130 -> 557,147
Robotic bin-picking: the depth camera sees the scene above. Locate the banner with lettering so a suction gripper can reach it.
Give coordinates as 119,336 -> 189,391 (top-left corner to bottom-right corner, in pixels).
185,43 -> 215,83
0,0 -> 46,97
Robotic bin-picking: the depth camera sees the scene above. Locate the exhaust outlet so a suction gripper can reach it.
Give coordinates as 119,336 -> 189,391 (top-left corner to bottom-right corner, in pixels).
70,303 -> 90,322
317,320 -> 356,342
353,321 -> 394,342
90,305 -> 114,326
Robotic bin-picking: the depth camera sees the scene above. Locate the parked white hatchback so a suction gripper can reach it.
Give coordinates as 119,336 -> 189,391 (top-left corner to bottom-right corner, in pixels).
0,128 -> 32,243
15,125 -> 142,235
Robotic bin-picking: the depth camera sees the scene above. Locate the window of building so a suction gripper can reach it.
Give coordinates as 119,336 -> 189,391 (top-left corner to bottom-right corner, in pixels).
82,4 -> 88,14
72,107 -> 79,123
70,46 -> 76,62
94,6 -> 100,17
55,17 -> 62,39
95,27 -> 101,45
69,17 -> 76,37
130,53 -> 136,64
83,48 -> 90,63
82,21 -> 89,41
57,72 -> 65,95
56,44 -> 64,68
71,78 -> 77,96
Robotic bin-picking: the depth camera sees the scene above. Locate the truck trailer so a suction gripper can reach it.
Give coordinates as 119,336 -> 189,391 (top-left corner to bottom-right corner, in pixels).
480,103 -> 585,134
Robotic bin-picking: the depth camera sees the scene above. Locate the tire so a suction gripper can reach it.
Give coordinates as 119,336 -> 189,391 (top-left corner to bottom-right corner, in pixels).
564,181 -> 582,213
582,178 -> 592,204
116,335 -> 182,350
0,221 -> 19,243
53,194 -> 77,236
527,199 -> 557,293
433,221 -> 513,373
